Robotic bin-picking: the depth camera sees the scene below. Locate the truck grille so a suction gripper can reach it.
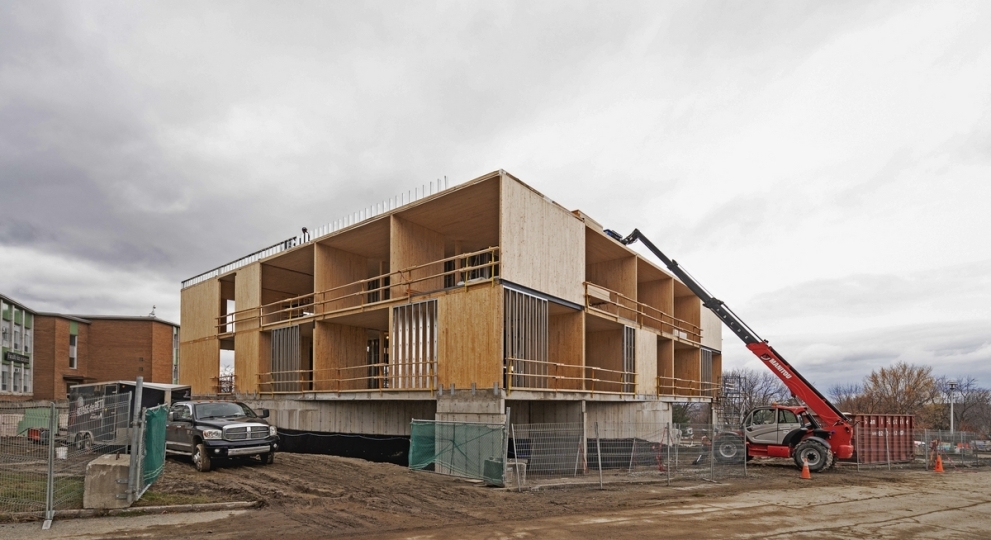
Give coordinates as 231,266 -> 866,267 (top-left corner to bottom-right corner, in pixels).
224,425 -> 269,441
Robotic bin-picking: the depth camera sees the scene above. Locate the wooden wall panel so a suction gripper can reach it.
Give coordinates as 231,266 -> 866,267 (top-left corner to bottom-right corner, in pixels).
391,215 -> 445,296
586,256 -> 637,300
179,340 -> 219,396
700,309 -> 723,351
500,175 -> 585,305
638,277 -> 673,316
180,280 -> 220,342
585,328 -> 623,391
234,331 -> 260,393
313,322 -> 368,391
314,244 -> 367,312
437,286 -> 503,389
674,286 -> 701,327
548,311 -> 584,390
658,337 -> 674,395
635,328 -> 658,396
674,347 -> 701,397
235,263 -> 262,332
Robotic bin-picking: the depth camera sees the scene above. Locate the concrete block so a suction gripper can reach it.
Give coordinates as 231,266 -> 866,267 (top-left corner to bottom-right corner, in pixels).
83,454 -> 132,509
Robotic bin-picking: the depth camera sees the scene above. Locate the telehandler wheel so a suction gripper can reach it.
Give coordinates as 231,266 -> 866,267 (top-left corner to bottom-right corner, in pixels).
793,440 -> 830,472
713,434 -> 745,464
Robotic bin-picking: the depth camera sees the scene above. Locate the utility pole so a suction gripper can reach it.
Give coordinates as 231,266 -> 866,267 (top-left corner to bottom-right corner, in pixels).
948,380 -> 958,434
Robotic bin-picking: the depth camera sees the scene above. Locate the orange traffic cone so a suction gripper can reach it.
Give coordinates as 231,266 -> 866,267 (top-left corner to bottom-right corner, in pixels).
801,457 -> 811,479
934,454 -> 944,473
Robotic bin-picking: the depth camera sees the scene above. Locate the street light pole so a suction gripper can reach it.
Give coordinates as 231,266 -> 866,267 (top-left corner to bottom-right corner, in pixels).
948,380 -> 958,435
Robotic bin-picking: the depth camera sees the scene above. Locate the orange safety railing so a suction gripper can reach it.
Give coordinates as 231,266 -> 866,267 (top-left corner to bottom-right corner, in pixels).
217,247 -> 499,334
256,360 -> 438,396
584,282 -> 702,342
505,357 -> 637,395
656,376 -> 719,398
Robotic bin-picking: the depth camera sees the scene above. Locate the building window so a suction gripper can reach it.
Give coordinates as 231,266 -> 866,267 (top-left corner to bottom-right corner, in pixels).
13,365 -> 21,393
1,325 -> 8,346
23,331 -> 30,354
22,368 -> 30,394
69,334 -> 78,369
13,327 -> 20,351
1,366 -> 8,392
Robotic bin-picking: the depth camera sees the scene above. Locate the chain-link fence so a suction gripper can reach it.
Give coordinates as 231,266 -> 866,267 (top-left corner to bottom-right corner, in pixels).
508,422 -> 747,489
409,419 -> 507,486
0,392 -> 170,525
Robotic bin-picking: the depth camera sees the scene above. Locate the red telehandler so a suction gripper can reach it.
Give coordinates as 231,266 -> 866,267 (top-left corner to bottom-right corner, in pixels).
605,229 -> 854,472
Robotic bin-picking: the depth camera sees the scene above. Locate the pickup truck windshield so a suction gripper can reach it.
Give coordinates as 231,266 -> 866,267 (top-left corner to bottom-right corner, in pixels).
194,402 -> 256,420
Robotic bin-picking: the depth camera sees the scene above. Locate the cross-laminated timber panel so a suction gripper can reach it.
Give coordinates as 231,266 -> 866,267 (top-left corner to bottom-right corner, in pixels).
391,215 -> 445,296
179,280 -> 221,395
635,328 -> 658,396
548,309 -> 584,391
313,322 -> 367,391
499,173 -> 585,305
437,285 -> 503,390
674,345 -> 701,397
314,243 -> 367,313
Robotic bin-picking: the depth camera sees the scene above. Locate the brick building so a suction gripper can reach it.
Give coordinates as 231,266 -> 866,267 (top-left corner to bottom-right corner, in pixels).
0,292 -> 179,401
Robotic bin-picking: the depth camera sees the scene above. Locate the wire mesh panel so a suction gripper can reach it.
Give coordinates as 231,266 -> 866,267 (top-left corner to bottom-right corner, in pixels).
918,429 -> 987,470
53,393 -> 132,511
0,402 -> 57,516
409,419 -> 506,486
509,422 -> 747,489
0,394 -> 132,518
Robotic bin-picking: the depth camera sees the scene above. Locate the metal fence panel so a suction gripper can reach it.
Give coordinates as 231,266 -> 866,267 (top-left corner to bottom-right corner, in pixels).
508,422 -> 746,489
409,420 -> 507,486
0,394 -> 132,520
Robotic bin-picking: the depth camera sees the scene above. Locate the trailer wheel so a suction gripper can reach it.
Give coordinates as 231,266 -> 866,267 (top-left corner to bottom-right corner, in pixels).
193,443 -> 212,472
713,434 -> 745,464
794,440 -> 830,472
75,433 -> 93,452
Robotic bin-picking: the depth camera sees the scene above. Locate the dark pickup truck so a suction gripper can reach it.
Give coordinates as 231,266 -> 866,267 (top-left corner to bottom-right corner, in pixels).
166,401 -> 280,472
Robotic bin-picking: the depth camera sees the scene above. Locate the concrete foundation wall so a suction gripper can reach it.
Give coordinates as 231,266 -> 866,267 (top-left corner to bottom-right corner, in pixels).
436,389 -> 505,424
586,400 -> 671,438
243,398 -> 437,436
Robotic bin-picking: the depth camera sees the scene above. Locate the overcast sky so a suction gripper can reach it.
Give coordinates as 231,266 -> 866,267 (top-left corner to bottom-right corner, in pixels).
1,1 -> 988,389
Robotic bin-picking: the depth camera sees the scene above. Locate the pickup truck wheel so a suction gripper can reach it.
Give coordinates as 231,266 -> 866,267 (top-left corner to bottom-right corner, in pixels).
794,440 -> 829,472
193,443 -> 212,472
260,452 -> 274,465
713,434 -> 745,464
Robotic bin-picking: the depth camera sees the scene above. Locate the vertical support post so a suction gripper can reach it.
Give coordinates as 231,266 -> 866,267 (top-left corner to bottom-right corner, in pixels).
43,402 -> 56,529
666,424 -> 672,485
511,424 -> 522,492
710,423 -> 714,481
503,407 -> 511,490
127,377 -> 144,504
595,422 -> 603,490
885,421 -> 891,472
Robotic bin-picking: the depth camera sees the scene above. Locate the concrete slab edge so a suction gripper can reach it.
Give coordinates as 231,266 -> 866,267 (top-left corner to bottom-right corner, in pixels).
0,500 -> 261,522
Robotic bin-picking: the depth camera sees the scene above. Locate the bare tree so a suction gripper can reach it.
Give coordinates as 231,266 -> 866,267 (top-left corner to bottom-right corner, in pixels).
828,383 -> 867,413
859,362 -> 939,416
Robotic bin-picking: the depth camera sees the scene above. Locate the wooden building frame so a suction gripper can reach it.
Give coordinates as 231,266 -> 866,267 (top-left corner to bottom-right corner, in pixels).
179,170 -> 722,436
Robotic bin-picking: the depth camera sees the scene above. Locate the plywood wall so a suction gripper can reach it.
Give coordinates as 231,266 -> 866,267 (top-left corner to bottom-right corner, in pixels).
437,285 -> 503,389
313,321 -> 368,391
585,328 -> 624,391
548,310 -> 584,390
179,340 -> 219,395
391,215 -> 445,295
700,309 -> 723,351
235,263 -> 262,332
500,175 -> 585,305
234,331 -> 260,393
674,293 -> 701,331
180,280 -> 220,342
639,277 -> 673,318
657,337 -> 674,395
315,244 -> 367,312
586,256 -> 637,300
635,328 -> 658,396
674,347 -> 701,397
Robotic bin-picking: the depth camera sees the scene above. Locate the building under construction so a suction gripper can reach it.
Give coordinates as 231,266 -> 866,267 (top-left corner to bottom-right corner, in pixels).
179,170 -> 722,459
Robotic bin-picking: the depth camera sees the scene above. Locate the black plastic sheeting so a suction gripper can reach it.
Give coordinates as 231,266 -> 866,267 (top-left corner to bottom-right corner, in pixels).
276,428 -> 411,466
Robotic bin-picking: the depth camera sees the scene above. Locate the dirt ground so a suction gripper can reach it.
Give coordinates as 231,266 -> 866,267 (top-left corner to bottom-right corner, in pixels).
4,453 -> 991,539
